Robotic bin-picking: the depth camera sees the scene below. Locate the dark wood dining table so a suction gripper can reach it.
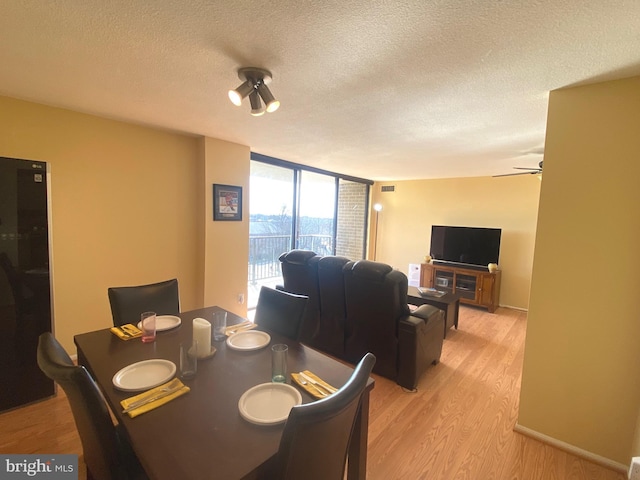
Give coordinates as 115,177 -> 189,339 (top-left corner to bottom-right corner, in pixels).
74,306 -> 374,480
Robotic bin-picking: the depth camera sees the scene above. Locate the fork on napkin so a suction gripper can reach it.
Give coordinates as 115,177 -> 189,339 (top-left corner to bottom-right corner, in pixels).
224,320 -> 257,336
110,324 -> 143,340
120,378 -> 190,417
291,370 -> 338,399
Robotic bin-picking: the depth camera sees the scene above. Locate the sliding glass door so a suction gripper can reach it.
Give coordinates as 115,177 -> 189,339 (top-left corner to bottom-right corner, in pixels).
248,154 -> 371,310
248,161 -> 294,308
298,171 -> 335,255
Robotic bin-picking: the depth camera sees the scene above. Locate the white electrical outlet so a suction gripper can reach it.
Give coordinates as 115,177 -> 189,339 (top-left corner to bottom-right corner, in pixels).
237,293 -> 245,304
629,457 -> 640,480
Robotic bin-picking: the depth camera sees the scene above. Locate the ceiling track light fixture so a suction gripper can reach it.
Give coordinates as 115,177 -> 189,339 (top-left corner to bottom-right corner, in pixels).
228,67 -> 280,115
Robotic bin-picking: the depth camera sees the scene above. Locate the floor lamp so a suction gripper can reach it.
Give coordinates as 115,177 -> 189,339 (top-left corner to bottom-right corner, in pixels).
373,203 -> 383,260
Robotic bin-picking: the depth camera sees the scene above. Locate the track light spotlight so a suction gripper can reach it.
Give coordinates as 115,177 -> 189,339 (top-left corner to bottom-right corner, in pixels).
228,80 -> 254,106
249,91 -> 265,116
257,82 -> 280,113
229,67 -> 279,114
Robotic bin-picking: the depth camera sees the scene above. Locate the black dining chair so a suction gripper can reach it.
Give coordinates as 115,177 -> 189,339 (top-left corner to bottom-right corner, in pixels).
108,278 -> 180,327
36,332 -> 147,480
265,352 -> 376,480
254,286 -> 309,340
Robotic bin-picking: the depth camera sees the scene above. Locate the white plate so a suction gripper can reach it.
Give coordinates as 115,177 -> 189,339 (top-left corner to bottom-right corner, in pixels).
112,359 -> 177,392
226,330 -> 271,351
137,315 -> 181,331
238,383 -> 302,425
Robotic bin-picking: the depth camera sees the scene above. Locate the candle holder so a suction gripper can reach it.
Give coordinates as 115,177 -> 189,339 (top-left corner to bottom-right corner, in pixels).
197,346 -> 217,359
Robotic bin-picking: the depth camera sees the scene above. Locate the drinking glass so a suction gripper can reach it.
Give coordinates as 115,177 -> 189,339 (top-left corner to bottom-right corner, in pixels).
180,341 -> 198,380
213,311 -> 227,341
271,344 -> 288,383
141,311 -> 156,343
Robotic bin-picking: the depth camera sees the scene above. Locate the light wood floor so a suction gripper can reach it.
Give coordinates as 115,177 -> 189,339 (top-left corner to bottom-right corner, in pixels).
367,306 -> 625,480
0,307 -> 626,480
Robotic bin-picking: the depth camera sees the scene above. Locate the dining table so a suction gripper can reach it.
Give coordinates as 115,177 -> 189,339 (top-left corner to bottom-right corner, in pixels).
73,306 -> 374,480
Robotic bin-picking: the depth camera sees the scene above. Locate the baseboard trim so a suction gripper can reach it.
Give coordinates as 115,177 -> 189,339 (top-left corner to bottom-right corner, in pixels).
514,423 -> 627,473
498,304 -> 528,312
460,304 -> 529,312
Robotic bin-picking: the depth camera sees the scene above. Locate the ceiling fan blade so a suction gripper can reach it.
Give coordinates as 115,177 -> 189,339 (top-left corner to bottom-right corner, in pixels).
495,159 -> 543,177
493,172 -> 536,177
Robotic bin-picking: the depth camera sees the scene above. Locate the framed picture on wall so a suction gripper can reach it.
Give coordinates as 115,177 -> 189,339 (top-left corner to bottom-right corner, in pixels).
213,184 -> 242,221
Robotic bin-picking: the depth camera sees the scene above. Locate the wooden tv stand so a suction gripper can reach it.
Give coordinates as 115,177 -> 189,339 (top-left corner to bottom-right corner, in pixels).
420,263 -> 501,313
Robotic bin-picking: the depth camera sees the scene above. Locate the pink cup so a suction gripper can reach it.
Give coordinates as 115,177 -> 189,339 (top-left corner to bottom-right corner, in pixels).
141,311 -> 156,343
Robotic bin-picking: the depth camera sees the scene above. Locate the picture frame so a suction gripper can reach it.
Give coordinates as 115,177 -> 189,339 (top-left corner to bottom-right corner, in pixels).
213,184 -> 242,221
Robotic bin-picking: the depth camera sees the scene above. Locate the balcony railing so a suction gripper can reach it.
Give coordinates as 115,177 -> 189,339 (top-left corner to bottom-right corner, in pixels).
248,234 -> 332,284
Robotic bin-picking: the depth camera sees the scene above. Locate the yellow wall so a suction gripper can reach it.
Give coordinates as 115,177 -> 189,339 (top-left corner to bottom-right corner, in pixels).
202,137 -> 250,317
518,76 -> 640,465
0,95 -> 250,353
370,175 -> 541,309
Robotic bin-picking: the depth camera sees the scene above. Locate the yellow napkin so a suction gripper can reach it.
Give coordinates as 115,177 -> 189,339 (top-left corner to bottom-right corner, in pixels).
120,378 -> 190,418
110,324 -> 142,340
291,370 -> 337,399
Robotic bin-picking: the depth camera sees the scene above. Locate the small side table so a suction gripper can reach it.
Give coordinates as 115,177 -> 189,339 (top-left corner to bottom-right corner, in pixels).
408,286 -> 461,338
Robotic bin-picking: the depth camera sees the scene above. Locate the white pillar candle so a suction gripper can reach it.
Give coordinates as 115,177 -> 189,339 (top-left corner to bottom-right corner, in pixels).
192,317 -> 211,357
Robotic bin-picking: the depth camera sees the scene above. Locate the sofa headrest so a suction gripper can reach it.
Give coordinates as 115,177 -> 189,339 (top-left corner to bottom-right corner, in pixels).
318,256 -> 350,272
279,250 -> 318,265
346,260 -> 393,282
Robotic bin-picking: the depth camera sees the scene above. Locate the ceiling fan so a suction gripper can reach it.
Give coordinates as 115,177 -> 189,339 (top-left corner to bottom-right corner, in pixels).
494,160 -> 543,177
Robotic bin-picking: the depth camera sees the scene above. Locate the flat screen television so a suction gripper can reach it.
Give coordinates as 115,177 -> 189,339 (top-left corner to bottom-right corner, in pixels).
430,225 -> 501,268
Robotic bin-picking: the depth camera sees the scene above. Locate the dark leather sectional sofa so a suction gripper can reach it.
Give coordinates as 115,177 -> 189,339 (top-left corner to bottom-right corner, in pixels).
278,250 -> 445,390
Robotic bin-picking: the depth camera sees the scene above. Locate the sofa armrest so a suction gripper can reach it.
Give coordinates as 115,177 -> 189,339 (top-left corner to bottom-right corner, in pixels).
397,308 -> 445,390
411,304 -> 443,322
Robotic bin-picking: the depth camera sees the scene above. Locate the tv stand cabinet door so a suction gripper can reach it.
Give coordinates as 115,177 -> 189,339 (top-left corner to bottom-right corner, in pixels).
454,272 -> 479,303
420,264 -> 435,288
478,272 -> 501,313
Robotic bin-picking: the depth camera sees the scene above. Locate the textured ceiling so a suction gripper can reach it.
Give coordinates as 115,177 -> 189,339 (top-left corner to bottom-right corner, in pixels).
1,1 -> 639,180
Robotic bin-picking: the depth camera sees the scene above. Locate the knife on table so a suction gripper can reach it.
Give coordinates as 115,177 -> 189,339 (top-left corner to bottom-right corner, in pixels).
299,372 -> 338,395
121,324 -> 141,335
121,380 -> 183,413
225,321 -> 256,335
116,326 -> 131,338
